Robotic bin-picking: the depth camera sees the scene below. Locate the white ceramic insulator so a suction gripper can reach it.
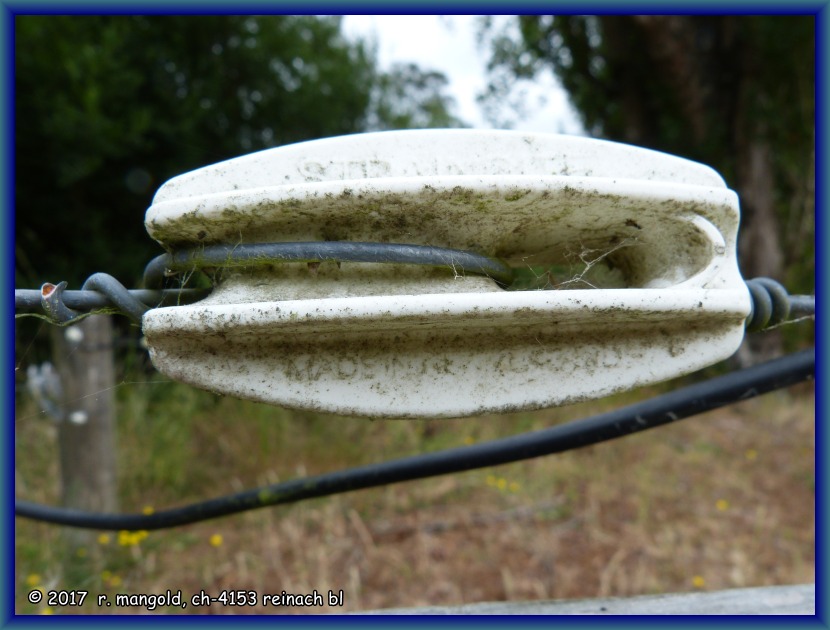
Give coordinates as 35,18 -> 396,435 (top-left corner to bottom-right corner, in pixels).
142,130 -> 749,418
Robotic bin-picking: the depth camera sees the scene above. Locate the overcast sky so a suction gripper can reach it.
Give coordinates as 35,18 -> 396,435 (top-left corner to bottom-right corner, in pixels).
341,15 -> 585,135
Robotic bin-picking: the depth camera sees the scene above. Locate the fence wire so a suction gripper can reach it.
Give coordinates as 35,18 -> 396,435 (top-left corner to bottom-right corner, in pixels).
14,241 -> 816,330
13,243 -> 816,530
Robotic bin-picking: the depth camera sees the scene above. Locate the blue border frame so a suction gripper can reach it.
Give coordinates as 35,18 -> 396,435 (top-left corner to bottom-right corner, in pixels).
2,1 -> 12,627
3,4 -> 826,627
815,3 -> 827,625
1,1 -> 827,12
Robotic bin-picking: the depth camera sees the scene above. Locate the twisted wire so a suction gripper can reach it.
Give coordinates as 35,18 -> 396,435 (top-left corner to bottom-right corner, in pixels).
37,276 -> 149,325
15,281 -> 210,325
744,278 -> 814,332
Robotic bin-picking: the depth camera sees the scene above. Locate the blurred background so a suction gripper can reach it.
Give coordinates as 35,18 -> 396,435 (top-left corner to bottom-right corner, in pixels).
15,15 -> 814,614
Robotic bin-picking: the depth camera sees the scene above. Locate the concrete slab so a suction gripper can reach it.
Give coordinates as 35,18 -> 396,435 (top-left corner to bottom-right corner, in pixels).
356,583 -> 815,615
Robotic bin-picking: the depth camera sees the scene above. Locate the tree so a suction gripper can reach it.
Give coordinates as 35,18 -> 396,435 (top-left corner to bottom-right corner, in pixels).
368,62 -> 465,130
15,15 -> 463,290
13,17 -> 465,563
482,15 -> 815,359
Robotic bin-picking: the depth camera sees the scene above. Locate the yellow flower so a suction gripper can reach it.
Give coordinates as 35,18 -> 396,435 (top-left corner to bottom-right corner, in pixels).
716,499 -> 729,512
508,481 -> 520,493
117,530 -> 147,546
109,575 -> 122,587
496,478 -> 507,491
102,570 -> 112,581
41,607 -> 54,615
25,574 -> 40,587
209,534 -> 223,547
486,475 -> 497,486
142,506 -> 154,515
692,575 -> 706,589
463,436 -> 475,445
98,533 -> 111,545
745,449 -> 758,461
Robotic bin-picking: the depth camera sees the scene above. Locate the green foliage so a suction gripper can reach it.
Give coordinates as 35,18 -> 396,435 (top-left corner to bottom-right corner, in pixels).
481,15 -> 814,304
15,15 -> 461,288
486,16 -> 813,165
370,62 -> 466,130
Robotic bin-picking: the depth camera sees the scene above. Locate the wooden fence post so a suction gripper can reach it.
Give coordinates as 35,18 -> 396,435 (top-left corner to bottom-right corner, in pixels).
51,315 -> 118,555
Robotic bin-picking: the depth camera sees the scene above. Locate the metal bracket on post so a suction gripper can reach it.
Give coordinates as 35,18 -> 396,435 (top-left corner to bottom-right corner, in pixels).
141,130 -> 750,418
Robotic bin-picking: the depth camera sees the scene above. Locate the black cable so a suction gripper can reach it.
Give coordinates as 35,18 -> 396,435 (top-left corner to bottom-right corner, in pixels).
14,348 -> 814,531
142,241 -> 515,289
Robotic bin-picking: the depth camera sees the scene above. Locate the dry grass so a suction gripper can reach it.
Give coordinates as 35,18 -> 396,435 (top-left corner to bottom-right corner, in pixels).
14,372 -> 814,615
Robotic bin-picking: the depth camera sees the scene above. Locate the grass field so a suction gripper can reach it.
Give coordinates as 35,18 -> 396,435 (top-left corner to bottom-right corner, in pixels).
14,354 -> 814,615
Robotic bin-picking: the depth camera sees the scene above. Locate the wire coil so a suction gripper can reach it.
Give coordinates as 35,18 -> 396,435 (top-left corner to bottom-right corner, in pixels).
744,278 -> 814,332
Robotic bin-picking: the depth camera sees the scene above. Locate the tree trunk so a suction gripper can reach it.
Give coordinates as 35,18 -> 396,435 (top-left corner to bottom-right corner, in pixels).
733,141 -> 785,365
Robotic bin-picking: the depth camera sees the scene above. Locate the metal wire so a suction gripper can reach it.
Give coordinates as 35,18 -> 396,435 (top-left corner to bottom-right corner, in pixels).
18,273 -> 816,334
745,278 -> 815,332
15,235 -> 815,332
142,241 -> 515,289
36,274 -> 151,324
16,277 -> 211,324
14,347 -> 814,530
15,287 -> 209,313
